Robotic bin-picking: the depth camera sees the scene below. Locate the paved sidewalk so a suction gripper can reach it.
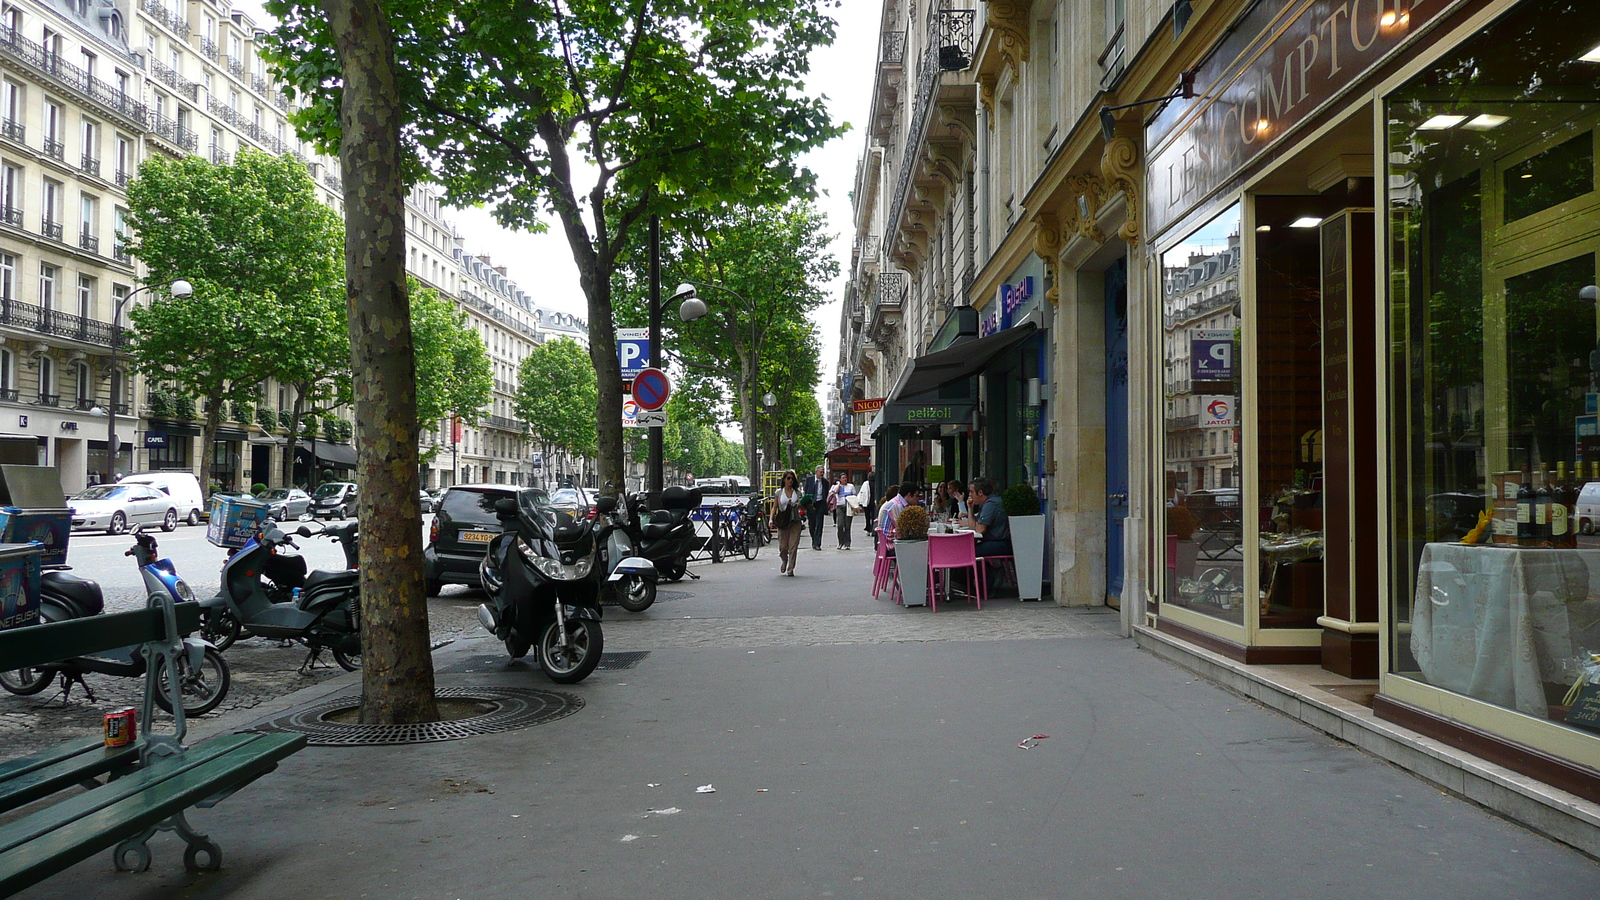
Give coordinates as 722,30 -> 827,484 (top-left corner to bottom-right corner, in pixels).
12,543 -> 1599,899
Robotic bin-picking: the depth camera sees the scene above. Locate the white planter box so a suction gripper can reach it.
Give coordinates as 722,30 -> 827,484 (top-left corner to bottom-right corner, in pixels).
896,539 -> 929,606
1010,515 -> 1047,601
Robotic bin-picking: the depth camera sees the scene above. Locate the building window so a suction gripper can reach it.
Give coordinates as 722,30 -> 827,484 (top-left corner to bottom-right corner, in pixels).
114,135 -> 130,185
111,283 -> 126,326
38,262 -> 55,310
1,163 -> 19,223
73,360 -> 89,406
76,273 -> 92,319
37,355 -> 53,404
41,178 -> 60,237
0,348 -> 13,399
42,101 -> 61,159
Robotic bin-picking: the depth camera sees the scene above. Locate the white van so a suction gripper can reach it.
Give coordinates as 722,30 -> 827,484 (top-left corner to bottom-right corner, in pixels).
1578,481 -> 1600,536
119,471 -> 205,526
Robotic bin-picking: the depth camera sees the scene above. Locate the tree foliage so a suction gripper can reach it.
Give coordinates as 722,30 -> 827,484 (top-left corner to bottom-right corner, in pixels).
515,337 -> 598,461
411,279 -> 493,431
124,149 -> 343,492
264,0 -> 844,499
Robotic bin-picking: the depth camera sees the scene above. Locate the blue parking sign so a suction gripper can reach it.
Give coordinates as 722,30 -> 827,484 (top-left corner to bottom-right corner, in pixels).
617,328 -> 649,380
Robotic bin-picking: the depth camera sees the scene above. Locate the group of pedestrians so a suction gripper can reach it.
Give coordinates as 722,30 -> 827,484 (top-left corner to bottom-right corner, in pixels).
768,465 -> 871,576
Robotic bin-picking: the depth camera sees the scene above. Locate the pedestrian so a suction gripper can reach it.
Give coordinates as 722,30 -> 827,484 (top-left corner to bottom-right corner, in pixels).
804,465 -> 829,551
771,469 -> 805,576
902,451 -> 927,488
828,472 -> 854,550
859,473 -> 874,539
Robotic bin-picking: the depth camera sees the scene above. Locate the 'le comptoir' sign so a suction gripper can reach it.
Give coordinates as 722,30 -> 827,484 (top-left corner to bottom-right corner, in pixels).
1147,0 -> 1463,239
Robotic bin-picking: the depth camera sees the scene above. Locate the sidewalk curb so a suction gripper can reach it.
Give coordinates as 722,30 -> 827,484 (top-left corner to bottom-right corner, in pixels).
1134,624 -> 1600,858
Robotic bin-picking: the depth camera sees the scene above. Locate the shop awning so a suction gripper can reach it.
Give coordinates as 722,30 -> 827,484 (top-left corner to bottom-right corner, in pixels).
297,440 -> 358,468
890,322 -> 1038,401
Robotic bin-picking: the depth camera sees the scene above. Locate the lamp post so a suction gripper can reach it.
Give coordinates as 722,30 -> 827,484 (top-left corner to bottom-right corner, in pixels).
96,279 -> 191,482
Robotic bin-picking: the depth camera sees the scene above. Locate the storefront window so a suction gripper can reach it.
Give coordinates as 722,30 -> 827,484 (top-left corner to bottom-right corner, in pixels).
1388,2 -> 1600,729
1162,204 -> 1244,623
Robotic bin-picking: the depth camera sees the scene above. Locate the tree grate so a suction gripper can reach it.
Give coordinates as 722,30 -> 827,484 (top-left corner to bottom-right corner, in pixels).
595,650 -> 650,670
246,687 -> 583,747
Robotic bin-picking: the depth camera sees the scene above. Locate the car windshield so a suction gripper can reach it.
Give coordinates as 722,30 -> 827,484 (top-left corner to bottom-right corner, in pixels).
313,484 -> 346,499
258,489 -> 289,500
75,485 -> 131,500
443,488 -> 512,524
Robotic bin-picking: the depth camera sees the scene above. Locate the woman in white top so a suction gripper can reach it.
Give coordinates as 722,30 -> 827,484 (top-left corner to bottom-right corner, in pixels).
771,470 -> 805,576
828,472 -> 855,550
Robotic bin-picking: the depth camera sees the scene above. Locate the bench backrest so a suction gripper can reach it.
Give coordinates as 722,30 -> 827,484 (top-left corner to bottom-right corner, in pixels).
0,604 -> 200,672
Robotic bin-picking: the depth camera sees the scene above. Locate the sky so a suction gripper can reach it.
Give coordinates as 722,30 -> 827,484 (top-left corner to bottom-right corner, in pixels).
240,2 -> 882,431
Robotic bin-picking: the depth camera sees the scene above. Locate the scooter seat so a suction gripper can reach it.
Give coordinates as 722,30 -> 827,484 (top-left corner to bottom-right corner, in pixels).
642,521 -> 673,541
302,569 -> 358,599
41,571 -> 104,617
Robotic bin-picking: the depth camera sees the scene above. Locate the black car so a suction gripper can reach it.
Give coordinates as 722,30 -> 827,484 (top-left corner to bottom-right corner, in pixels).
425,484 -> 531,595
311,482 -> 358,520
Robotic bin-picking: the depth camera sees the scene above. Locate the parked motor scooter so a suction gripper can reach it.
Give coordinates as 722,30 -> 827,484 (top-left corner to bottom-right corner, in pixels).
0,529 -> 232,716
197,522 -> 361,671
619,486 -> 700,592
478,491 -> 653,683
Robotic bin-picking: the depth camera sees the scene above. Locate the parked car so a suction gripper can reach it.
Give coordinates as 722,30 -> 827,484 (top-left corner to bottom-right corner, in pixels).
118,471 -> 205,526
311,482 -> 358,520
1578,481 -> 1600,535
257,487 -> 314,521
69,484 -> 180,534
420,490 -> 435,515
424,483 -> 549,595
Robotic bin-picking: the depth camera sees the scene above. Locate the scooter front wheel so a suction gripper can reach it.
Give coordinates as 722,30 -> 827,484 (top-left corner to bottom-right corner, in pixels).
333,647 -> 361,671
200,609 -> 241,652
537,618 -> 602,684
152,648 -> 231,716
615,575 -> 656,613
0,666 -> 53,695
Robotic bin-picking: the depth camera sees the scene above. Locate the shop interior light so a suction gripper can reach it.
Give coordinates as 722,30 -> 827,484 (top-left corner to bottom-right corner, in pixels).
1462,114 -> 1510,131
1256,224 -> 1272,233
1579,43 -> 1600,63
1418,114 -> 1468,130
1289,217 -> 1323,229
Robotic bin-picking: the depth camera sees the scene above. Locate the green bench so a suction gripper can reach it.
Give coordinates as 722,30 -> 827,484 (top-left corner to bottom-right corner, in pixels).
0,594 -> 306,895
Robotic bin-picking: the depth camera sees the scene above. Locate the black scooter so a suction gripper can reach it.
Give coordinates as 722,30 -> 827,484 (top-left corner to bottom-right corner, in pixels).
622,486 -> 701,588
478,491 -> 652,683
197,522 -> 361,671
0,530 -> 231,715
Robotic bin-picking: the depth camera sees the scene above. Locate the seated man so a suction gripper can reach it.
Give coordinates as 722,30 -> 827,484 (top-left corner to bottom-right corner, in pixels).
963,477 -> 1011,560
879,482 -> 922,538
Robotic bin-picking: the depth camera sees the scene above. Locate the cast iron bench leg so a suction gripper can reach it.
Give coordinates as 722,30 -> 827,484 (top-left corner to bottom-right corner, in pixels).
112,809 -> 222,874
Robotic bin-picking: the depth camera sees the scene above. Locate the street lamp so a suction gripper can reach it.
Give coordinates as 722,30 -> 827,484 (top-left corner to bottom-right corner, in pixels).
94,279 -> 191,482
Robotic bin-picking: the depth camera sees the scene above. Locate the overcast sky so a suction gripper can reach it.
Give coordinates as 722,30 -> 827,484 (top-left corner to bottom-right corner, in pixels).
241,3 -> 881,430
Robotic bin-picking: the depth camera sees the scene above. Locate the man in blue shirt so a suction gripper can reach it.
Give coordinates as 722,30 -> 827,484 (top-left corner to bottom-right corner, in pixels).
963,477 -> 1011,559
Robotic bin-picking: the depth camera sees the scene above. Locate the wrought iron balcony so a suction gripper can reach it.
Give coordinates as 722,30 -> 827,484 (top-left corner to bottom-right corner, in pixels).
227,57 -> 245,78
0,118 -> 20,143
34,393 -> 58,408
73,396 -> 96,411
936,10 -> 975,71
79,230 -> 98,253
323,172 -> 343,192
41,219 -> 61,241
252,74 -> 271,95
1,206 -> 20,227
171,126 -> 197,153
79,153 -> 98,177
42,137 -> 63,160
199,38 -> 220,62
0,299 -> 125,347
140,0 -> 190,37
210,145 -> 229,165
854,234 -> 880,263
0,388 -> 17,402
113,244 -> 130,263
878,272 -> 906,309
486,415 -> 525,431
115,169 -> 130,187
0,28 -> 150,131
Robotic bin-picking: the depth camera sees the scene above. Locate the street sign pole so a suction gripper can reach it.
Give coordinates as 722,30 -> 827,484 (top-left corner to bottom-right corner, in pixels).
647,214 -> 663,504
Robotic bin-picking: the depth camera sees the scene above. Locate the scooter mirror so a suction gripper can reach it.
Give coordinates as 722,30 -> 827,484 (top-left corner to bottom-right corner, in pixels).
594,495 -> 618,514
297,525 -> 313,537
493,497 -> 519,518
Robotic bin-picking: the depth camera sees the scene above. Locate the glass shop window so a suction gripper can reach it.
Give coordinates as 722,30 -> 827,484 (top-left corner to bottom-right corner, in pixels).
1388,1 -> 1600,731
1161,203 -> 1244,624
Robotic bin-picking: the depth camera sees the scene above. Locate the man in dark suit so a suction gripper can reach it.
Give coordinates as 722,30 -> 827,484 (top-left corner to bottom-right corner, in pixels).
804,465 -> 829,550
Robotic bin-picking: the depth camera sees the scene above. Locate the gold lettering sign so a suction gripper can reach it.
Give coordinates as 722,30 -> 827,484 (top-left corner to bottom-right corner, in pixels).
1147,0 -> 1463,239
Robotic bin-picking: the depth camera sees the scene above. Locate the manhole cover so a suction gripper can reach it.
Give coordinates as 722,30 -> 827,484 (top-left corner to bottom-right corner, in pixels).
248,686 -> 582,746
596,651 -> 650,670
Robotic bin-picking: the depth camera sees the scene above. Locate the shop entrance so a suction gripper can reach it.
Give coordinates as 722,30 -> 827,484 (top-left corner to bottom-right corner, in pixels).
1105,256 -> 1129,605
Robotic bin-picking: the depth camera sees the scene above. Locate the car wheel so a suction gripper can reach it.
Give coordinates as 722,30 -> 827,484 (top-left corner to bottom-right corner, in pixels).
161,509 -> 178,532
107,512 -> 126,535
187,509 -> 201,527
337,505 -> 347,521
1584,519 -> 1595,536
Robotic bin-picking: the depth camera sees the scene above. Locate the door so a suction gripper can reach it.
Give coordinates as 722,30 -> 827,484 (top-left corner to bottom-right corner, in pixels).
1104,256 -> 1130,605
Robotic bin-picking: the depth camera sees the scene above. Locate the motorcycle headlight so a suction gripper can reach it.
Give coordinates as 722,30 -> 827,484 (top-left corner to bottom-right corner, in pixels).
174,579 -> 196,603
518,538 -> 593,581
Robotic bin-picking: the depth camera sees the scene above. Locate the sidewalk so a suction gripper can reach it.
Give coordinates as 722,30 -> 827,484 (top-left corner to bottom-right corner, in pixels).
14,543 -> 1599,899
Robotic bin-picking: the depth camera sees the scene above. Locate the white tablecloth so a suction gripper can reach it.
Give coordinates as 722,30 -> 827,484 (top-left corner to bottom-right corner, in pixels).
1411,543 -> 1600,716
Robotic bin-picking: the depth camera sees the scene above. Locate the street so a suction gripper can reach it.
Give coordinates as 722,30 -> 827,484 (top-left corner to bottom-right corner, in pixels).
10,543 -> 1599,899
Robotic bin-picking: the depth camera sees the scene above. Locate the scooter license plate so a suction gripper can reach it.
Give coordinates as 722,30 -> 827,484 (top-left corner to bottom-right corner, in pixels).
459,531 -> 495,543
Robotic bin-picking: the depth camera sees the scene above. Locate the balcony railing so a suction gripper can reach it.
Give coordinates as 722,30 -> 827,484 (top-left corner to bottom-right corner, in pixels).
252,74 -> 271,95
0,298 -> 126,347
1,206 -> 19,227
199,38 -> 220,62
113,244 -> 130,263
73,396 -> 96,411
115,169 -> 130,187
878,272 -> 906,309
210,144 -> 229,165
33,393 -> 58,408
150,60 -> 199,100
0,388 -> 17,402
0,118 -> 20,143
79,230 -> 97,253
79,153 -> 98,177
486,415 -> 524,431
227,57 -> 245,78
887,9 -> 975,254
0,28 -> 151,131
881,30 -> 906,65
936,10 -> 976,71
140,0 -> 190,37
41,219 -> 61,241
42,137 -> 63,160
854,233 -> 880,263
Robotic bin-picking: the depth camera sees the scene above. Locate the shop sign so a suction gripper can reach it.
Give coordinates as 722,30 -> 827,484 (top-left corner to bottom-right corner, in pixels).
1566,683 -> 1600,734
1201,395 -> 1235,428
1190,329 -> 1234,381
852,398 -> 885,414
980,276 -> 1036,337
144,433 -> 168,449
834,433 -> 862,453
884,402 -> 975,426
1146,0 -> 1465,239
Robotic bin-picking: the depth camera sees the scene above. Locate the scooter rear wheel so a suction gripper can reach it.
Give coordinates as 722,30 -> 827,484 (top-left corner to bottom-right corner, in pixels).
615,575 -> 656,613
333,647 -> 361,671
0,666 -> 53,695
537,618 -> 602,684
152,648 -> 231,716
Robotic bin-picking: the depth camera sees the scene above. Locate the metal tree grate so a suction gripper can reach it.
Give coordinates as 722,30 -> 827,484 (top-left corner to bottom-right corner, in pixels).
247,687 -> 583,747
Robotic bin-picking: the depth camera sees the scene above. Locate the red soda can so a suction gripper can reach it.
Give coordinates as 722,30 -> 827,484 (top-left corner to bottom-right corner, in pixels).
103,708 -> 137,747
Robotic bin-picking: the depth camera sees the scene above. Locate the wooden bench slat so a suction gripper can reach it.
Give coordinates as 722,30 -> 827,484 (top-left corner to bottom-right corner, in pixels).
0,733 -> 305,895
0,741 -> 140,815
0,604 -> 202,671
0,738 -> 106,784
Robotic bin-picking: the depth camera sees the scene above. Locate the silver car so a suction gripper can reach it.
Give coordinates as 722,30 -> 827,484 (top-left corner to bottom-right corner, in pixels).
257,487 -> 314,521
70,484 -> 180,534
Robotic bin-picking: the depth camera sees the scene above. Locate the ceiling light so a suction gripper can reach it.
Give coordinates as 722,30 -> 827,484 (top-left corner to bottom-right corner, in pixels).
1256,225 -> 1272,233
1418,114 -> 1468,130
1289,217 -> 1323,229
1462,114 -> 1509,131
1579,43 -> 1600,63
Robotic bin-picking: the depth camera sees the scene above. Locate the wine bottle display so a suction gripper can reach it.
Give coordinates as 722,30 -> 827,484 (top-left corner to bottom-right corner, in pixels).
1518,465 -> 1537,548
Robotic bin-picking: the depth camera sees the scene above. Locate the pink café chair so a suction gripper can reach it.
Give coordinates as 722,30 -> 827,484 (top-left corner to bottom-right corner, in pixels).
872,527 -> 898,600
927,531 -> 982,612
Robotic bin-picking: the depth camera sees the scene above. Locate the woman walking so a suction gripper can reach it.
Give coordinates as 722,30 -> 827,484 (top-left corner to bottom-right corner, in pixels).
829,472 -> 855,550
771,470 -> 805,576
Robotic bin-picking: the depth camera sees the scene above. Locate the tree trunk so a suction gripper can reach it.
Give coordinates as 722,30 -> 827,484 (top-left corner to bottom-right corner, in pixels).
198,389 -> 222,494
585,291 -> 624,499
322,0 -> 437,725
737,375 -> 758,488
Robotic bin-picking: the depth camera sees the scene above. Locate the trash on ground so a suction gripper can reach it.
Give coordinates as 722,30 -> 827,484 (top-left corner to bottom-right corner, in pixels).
1017,734 -> 1050,750
621,834 -> 639,842
647,807 -> 681,816
696,784 -> 716,793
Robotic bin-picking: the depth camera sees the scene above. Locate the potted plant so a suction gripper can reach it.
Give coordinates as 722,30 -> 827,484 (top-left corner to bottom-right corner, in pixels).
1002,483 -> 1046,601
895,504 -> 930,607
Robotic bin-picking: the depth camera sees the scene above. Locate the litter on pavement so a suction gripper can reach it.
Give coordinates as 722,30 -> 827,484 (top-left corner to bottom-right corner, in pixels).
1017,734 -> 1050,750
696,784 -> 717,793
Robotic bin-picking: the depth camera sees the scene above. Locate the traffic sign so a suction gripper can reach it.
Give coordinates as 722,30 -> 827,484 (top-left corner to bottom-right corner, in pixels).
617,328 -> 650,380
632,367 -> 671,411
622,396 -> 666,428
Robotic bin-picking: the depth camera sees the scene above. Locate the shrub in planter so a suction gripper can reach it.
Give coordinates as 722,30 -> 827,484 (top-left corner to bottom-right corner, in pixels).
147,389 -> 171,419
257,407 -> 278,430
231,400 -> 253,423
897,504 -> 930,541
252,483 -> 267,495
173,394 -> 196,421
1002,483 -> 1040,517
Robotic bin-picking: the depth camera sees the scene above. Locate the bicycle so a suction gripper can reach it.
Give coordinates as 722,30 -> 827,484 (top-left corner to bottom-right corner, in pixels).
730,504 -> 761,560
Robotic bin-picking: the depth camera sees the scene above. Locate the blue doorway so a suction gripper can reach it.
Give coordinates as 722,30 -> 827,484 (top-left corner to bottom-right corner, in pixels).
1104,257 -> 1130,604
